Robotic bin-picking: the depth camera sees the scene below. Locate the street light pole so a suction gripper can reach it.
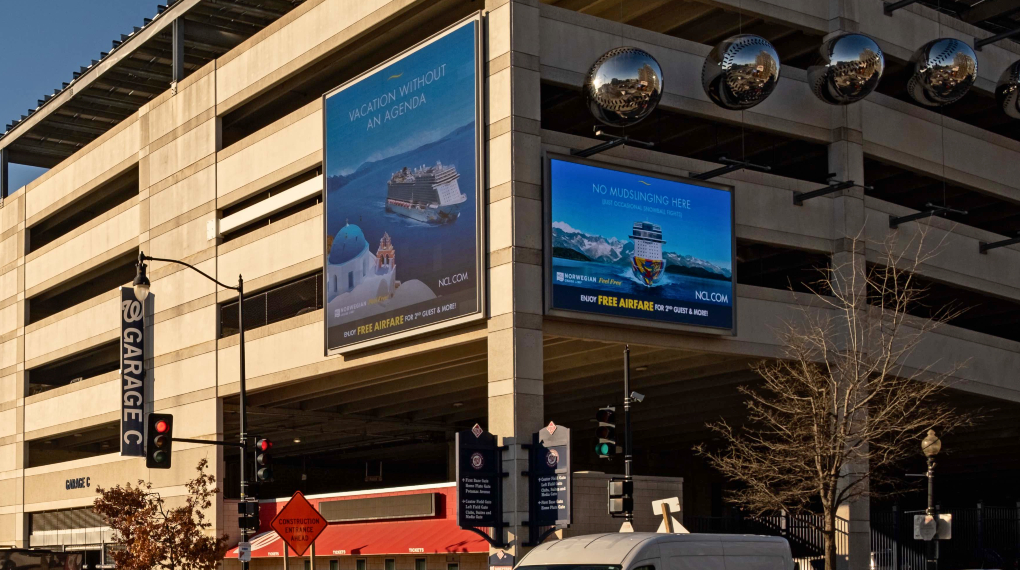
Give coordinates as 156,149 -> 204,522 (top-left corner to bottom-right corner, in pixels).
623,345 -> 633,528
133,251 -> 250,570
921,429 -> 942,570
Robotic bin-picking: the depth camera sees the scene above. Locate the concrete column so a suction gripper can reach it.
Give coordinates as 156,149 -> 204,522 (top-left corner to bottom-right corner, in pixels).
827,1 -> 870,563
485,0 -> 544,560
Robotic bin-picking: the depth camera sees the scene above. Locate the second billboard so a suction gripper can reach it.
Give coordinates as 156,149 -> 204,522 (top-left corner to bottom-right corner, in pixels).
323,18 -> 483,352
546,156 -> 735,332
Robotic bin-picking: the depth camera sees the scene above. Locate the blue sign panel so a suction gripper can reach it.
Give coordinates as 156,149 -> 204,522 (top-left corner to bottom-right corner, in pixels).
120,287 -> 145,457
323,18 -> 483,352
548,157 -> 735,331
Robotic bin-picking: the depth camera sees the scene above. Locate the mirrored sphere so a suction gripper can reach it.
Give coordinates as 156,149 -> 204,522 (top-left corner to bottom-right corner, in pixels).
996,60 -> 1020,120
907,38 -> 978,107
584,47 -> 664,127
701,34 -> 781,110
807,33 -> 885,105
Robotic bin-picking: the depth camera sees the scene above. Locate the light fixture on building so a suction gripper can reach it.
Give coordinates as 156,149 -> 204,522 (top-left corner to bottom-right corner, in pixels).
452,402 -> 464,407
293,437 -> 302,443
132,254 -> 151,302
635,366 -> 648,372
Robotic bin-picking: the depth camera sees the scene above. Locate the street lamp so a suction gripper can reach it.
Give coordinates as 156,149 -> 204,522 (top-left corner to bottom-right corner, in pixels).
921,429 -> 942,570
133,250 -> 251,569
921,429 -> 941,517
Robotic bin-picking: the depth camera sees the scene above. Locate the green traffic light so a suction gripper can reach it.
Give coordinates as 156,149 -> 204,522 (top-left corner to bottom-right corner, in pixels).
596,442 -> 611,456
153,450 -> 167,463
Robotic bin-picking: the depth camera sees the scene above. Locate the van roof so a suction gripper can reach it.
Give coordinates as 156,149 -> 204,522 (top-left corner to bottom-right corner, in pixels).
517,533 -> 790,567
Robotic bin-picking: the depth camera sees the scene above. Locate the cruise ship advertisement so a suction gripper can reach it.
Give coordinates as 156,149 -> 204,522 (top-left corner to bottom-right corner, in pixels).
322,19 -> 481,351
548,158 -> 734,330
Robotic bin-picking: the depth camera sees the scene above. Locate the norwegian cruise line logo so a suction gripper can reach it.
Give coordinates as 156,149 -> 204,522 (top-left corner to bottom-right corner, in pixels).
556,272 -> 597,283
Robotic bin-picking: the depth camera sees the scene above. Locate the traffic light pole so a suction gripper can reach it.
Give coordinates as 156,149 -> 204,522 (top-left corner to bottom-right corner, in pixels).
623,345 -> 633,526
238,277 -> 250,570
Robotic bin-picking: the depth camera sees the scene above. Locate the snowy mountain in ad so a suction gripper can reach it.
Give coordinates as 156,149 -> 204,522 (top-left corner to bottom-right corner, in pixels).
552,223 -> 731,281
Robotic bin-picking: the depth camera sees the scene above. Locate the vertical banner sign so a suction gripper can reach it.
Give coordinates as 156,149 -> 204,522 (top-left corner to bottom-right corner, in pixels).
322,16 -> 484,352
546,156 -> 735,332
529,422 -> 572,528
456,424 -> 502,529
119,287 -> 145,457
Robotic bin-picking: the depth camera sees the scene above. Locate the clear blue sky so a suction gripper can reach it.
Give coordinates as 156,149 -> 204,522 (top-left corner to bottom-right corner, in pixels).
0,0 -> 163,192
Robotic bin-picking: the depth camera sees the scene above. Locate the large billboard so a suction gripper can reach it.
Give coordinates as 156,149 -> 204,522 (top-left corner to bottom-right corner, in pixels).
545,156 -> 735,332
323,17 -> 483,352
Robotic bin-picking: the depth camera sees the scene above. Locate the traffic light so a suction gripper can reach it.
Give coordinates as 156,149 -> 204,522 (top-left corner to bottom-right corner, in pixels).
254,437 -> 273,482
595,406 -> 616,458
608,478 -> 633,516
145,413 -> 174,469
238,500 -> 259,533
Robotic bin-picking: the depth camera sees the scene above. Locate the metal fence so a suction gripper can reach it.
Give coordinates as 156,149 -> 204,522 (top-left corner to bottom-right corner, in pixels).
683,511 -> 847,561
872,503 -> 1020,570
685,504 -> 1020,570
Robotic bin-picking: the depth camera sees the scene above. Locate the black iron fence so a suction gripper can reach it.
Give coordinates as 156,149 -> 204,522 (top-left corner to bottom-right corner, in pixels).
685,504 -> 1020,570
683,512 -> 847,561
872,503 -> 1020,570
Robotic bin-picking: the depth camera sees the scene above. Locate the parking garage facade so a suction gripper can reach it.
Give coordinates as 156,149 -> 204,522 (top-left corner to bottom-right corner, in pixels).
1,0 -> 1019,569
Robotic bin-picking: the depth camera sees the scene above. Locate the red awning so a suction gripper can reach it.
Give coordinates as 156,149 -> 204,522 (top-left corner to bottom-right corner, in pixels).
226,520 -> 488,559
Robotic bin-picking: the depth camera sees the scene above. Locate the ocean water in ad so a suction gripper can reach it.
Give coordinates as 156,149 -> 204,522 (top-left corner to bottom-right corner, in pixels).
323,21 -> 480,350
549,158 -> 734,330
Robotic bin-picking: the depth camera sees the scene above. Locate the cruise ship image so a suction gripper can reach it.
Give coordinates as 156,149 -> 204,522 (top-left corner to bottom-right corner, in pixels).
630,221 -> 666,286
386,161 -> 467,224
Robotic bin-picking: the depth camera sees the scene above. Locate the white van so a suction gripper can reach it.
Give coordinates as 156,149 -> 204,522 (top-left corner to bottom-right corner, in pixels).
516,533 -> 794,570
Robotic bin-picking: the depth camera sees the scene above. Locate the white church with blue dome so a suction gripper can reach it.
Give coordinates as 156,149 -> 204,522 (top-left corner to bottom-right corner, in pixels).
326,223 -> 396,303
326,223 -> 437,322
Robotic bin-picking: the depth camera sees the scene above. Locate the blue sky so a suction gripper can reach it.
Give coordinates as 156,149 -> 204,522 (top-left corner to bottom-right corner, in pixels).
324,22 -> 476,177
0,0 -> 163,192
551,159 -> 733,269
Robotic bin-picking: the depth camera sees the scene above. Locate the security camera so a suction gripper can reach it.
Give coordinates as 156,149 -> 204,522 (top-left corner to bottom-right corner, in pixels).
630,391 -> 645,403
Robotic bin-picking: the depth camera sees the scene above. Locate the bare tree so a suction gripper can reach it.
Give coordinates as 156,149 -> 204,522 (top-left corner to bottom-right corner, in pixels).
696,232 -> 971,570
94,459 -> 229,570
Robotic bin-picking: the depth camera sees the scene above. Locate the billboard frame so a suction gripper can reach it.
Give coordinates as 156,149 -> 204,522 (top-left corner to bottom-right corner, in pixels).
321,12 -> 487,355
542,152 -> 738,337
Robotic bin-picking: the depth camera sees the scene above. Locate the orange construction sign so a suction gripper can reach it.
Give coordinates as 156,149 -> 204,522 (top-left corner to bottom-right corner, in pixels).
269,491 -> 328,556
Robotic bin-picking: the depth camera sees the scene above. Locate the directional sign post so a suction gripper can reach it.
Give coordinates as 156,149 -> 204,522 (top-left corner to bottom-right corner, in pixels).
456,424 -> 505,548
527,421 -> 571,545
270,491 -> 328,557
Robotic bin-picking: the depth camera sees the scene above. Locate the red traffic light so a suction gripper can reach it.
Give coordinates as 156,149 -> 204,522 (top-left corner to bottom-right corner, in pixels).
155,420 -> 169,433
257,438 -> 273,451
596,408 -> 615,423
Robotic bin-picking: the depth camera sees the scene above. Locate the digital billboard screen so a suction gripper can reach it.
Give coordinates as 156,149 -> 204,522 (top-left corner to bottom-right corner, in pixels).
323,17 -> 483,352
547,157 -> 735,331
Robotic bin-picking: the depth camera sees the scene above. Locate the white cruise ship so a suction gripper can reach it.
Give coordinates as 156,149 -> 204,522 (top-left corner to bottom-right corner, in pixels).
629,221 -> 666,286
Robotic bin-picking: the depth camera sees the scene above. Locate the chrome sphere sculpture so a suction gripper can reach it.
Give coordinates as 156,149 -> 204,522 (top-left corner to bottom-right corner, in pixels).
807,33 -> 885,105
907,38 -> 978,107
701,34 -> 781,110
584,47 -> 664,127
996,60 -> 1020,120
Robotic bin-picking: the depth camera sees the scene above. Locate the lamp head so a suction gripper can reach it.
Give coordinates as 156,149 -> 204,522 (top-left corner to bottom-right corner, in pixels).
133,255 -> 151,302
921,429 -> 942,458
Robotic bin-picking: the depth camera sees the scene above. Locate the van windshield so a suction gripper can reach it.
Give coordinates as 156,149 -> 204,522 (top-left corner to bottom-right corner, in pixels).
518,567 -> 623,570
